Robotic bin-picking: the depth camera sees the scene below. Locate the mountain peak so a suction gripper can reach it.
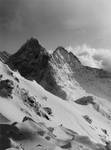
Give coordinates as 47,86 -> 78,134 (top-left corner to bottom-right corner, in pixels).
25,37 -> 39,47
7,37 -> 49,74
7,38 -> 67,99
54,46 -> 68,54
13,37 -> 46,57
53,46 -> 81,67
55,46 -> 66,51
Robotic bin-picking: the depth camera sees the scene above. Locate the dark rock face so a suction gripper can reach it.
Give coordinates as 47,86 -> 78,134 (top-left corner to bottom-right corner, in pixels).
7,38 -> 66,99
0,124 -> 21,150
61,142 -> 72,149
75,96 -> 94,105
83,115 -> 92,124
7,38 -> 49,78
0,51 -> 10,63
43,107 -> 52,115
0,79 -> 14,98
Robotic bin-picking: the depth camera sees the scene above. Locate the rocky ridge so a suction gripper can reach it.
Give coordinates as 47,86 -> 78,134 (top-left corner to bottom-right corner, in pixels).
7,38 -> 111,101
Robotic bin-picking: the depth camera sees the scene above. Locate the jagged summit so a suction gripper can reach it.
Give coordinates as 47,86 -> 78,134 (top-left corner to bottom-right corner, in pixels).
7,37 -> 49,71
7,37 -> 50,78
54,46 -> 67,52
25,37 -> 39,47
52,46 -> 82,73
53,46 -> 81,69
9,37 -> 47,58
53,46 -> 81,65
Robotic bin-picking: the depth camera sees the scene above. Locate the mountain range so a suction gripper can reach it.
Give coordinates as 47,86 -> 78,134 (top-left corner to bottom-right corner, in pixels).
0,38 -> 111,150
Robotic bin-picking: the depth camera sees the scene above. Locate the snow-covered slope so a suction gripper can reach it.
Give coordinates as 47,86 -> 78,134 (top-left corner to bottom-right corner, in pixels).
0,56 -> 111,149
1,38 -> 111,149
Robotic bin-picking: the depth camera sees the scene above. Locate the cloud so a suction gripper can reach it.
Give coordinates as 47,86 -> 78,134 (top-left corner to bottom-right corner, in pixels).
1,0 -> 111,52
67,45 -> 111,72
94,49 -> 111,71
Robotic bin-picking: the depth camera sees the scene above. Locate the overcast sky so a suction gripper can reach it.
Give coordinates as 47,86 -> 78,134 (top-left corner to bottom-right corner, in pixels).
0,0 -> 111,53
